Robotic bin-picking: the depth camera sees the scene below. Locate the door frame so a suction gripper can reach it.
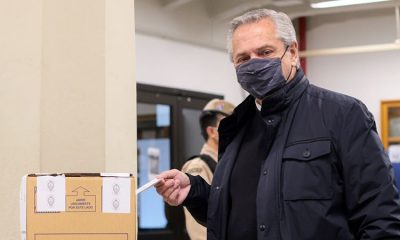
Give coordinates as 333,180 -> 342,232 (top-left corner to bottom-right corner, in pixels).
137,83 -> 223,240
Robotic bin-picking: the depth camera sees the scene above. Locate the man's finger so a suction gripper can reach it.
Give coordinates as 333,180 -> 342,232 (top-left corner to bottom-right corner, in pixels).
161,180 -> 179,199
168,187 -> 181,205
157,169 -> 179,180
157,179 -> 175,196
165,187 -> 181,206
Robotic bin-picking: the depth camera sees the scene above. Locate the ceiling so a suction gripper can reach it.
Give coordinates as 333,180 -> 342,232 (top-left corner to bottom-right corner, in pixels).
161,0 -> 399,20
135,0 -> 400,51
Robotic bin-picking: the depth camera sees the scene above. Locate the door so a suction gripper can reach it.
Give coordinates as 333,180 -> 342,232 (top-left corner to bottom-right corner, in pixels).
137,84 -> 222,240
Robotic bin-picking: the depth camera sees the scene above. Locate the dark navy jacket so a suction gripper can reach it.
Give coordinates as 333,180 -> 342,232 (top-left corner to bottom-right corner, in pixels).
184,70 -> 400,240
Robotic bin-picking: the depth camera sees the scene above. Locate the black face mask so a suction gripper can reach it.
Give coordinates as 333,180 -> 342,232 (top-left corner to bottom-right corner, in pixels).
236,47 -> 292,99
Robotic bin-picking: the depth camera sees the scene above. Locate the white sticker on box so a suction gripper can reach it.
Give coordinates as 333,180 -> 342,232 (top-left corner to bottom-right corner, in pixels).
100,173 -> 131,177
36,175 -> 66,212
20,175 -> 27,240
102,177 -> 131,213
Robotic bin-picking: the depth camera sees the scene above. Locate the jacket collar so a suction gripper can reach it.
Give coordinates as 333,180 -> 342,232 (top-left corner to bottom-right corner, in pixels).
260,67 -> 307,115
218,68 -> 308,154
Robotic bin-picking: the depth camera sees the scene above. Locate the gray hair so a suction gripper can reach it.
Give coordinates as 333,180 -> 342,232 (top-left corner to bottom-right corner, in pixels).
227,9 -> 297,62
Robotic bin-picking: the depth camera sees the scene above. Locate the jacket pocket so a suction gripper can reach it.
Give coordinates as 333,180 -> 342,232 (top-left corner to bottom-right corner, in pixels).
282,140 -> 333,200
207,184 -> 222,221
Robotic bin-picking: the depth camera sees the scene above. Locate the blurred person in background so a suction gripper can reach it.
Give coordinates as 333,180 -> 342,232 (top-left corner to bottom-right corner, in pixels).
182,98 -> 234,240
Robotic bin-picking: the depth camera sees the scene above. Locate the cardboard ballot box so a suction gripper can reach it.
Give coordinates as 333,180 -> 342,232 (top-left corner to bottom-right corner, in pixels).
20,173 -> 136,240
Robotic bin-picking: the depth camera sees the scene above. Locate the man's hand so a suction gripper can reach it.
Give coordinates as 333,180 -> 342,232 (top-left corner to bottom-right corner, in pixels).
155,169 -> 191,206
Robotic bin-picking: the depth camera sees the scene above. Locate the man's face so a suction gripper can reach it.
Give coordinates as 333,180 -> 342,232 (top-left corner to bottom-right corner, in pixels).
231,18 -> 298,81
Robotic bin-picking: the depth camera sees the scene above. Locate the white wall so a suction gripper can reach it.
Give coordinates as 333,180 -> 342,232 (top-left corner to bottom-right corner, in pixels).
136,33 -> 244,105
0,1 -> 136,239
135,0 -> 228,50
0,1 -> 41,239
135,0 -> 244,105
306,9 -> 400,133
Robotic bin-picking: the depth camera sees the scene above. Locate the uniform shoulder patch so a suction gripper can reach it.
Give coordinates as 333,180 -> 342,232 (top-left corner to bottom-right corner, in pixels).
186,167 -> 203,174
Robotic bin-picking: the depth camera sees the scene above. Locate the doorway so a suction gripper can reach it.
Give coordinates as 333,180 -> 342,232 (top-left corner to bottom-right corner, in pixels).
137,83 -> 223,240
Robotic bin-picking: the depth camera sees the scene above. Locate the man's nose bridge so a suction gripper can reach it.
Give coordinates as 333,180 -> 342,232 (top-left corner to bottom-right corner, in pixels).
250,53 -> 262,59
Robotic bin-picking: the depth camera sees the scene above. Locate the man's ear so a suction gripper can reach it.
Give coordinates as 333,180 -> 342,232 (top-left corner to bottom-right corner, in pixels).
289,42 -> 299,65
206,126 -> 217,139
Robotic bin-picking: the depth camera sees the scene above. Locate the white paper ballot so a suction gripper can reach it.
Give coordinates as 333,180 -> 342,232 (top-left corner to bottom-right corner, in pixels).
36,175 -> 66,212
102,177 -> 131,213
136,178 -> 161,195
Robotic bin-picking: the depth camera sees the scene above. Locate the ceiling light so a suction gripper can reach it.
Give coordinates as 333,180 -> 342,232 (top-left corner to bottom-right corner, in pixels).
272,0 -> 303,7
311,0 -> 392,8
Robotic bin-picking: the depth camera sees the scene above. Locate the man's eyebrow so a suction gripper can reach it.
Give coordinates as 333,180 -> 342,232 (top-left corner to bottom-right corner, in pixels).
234,44 -> 277,59
255,44 -> 275,52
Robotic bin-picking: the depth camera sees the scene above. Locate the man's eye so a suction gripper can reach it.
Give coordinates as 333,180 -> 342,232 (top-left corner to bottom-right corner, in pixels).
260,50 -> 272,56
236,56 -> 249,65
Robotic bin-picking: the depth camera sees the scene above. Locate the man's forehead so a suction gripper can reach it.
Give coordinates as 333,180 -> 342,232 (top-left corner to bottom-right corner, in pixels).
233,20 -> 279,43
232,21 -> 282,55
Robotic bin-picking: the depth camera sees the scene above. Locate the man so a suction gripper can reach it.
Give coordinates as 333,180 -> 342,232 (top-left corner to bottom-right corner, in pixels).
155,9 -> 400,240
182,98 -> 235,240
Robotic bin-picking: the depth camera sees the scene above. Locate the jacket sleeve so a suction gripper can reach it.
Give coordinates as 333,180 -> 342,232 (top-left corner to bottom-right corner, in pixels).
182,174 -> 210,226
338,101 -> 400,239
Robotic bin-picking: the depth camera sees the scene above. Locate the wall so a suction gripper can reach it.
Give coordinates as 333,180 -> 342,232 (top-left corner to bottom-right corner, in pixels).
0,1 -> 42,239
136,33 -> 245,105
135,0 -> 244,105
306,8 -> 400,132
0,0 -> 136,239
40,0 -> 106,172
135,0 -> 228,51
